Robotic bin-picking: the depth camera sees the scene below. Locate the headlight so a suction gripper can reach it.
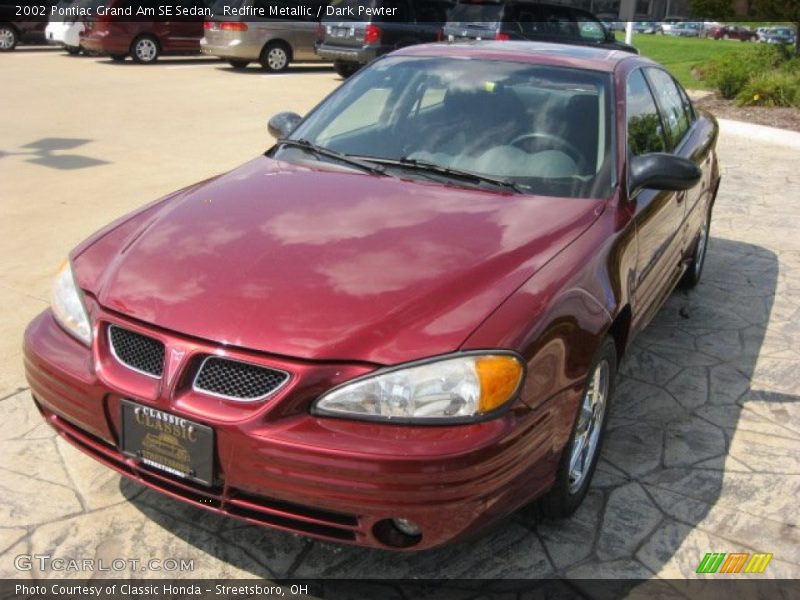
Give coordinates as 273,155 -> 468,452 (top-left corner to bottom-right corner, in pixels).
313,353 -> 524,423
51,260 -> 92,345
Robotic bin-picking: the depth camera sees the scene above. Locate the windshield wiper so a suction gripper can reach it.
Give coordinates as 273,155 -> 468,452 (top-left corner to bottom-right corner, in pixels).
275,139 -> 386,176
351,156 -> 525,194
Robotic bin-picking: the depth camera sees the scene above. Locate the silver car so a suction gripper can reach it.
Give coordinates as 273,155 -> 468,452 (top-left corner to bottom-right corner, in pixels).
201,0 -> 328,71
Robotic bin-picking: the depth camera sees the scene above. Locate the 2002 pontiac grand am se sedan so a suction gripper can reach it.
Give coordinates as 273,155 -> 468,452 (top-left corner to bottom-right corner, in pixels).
24,41 -> 720,550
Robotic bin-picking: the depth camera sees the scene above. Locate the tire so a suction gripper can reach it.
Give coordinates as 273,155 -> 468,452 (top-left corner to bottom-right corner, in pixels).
110,54 -> 126,62
0,24 -> 18,52
259,42 -> 290,72
539,337 -> 617,519
227,59 -> 250,69
66,46 -> 80,55
333,60 -> 359,79
680,203 -> 712,289
131,35 -> 159,64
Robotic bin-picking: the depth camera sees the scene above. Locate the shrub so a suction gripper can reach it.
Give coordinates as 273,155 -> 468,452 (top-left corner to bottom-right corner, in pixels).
703,45 -> 785,99
735,71 -> 800,107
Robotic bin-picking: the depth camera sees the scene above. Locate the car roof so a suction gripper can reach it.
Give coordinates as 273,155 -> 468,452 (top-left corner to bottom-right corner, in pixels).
391,41 -> 649,73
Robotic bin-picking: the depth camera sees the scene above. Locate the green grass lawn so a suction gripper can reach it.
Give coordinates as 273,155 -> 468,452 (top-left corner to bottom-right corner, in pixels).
616,33 -> 750,90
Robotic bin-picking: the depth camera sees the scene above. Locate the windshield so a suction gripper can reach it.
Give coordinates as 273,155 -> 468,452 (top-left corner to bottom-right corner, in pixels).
280,56 -> 613,199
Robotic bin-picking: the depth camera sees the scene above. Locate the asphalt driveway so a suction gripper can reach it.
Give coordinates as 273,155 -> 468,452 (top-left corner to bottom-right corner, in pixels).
1,49 -> 798,584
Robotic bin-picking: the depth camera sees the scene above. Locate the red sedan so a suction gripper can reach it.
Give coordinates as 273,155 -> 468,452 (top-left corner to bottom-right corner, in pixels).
707,25 -> 758,41
24,41 -> 720,550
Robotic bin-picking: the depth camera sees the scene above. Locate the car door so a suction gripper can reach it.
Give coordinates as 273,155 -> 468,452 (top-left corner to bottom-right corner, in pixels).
626,68 -> 686,331
645,68 -> 717,278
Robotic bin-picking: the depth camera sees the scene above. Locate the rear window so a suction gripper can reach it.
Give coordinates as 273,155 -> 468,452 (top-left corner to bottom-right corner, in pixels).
446,1 -> 503,27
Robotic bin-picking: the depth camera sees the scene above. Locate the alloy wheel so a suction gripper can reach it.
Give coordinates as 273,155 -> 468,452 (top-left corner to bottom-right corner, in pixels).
134,38 -> 157,62
266,47 -> 287,71
695,211 -> 710,278
0,27 -> 16,50
567,359 -> 609,494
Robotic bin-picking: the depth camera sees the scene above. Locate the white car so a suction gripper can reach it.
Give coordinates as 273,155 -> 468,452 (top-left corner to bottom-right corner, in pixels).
45,20 -> 84,54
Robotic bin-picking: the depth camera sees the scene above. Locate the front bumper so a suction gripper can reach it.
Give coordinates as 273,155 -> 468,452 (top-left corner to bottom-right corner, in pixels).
200,37 -> 263,61
24,308 -> 564,549
80,30 -> 129,55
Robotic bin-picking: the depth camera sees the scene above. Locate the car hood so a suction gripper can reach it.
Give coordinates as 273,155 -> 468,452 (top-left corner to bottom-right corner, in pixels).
75,157 -> 603,364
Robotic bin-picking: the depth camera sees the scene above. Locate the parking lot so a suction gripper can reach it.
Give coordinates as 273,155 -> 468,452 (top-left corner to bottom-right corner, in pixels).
2,49 -> 799,584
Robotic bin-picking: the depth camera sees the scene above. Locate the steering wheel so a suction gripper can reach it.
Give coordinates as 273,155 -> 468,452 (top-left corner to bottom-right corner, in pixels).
510,132 -> 589,173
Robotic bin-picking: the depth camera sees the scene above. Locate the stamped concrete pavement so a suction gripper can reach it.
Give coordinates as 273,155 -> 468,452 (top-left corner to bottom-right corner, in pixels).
1,51 -> 798,585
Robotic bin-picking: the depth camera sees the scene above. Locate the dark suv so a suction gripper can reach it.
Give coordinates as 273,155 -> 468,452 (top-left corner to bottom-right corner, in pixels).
316,0 -> 454,78
443,0 -> 636,53
0,0 -> 53,51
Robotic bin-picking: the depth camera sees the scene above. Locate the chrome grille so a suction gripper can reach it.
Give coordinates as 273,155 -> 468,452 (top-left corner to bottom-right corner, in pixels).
108,325 -> 165,378
193,357 -> 289,401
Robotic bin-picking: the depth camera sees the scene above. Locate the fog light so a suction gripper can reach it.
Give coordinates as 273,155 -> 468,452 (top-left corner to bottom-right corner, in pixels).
372,518 -> 423,548
392,518 -> 421,537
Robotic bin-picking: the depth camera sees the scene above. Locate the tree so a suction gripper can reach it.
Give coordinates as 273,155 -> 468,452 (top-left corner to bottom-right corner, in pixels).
751,0 -> 800,52
687,0 -> 734,20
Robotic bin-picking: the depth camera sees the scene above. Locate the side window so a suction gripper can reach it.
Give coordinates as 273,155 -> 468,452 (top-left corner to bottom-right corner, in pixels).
573,11 -> 606,41
645,68 -> 691,149
626,69 -> 667,156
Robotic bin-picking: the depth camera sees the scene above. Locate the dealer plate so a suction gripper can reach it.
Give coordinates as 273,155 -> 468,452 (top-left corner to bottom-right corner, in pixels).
120,400 -> 214,487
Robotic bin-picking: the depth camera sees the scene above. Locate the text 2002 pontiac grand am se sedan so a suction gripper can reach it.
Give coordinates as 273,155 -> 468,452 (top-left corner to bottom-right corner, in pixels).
24,41 -> 719,550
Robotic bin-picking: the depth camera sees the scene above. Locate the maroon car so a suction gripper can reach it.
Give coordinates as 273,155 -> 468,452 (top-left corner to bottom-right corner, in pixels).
24,41 -> 720,550
80,0 -> 210,62
707,25 -> 757,41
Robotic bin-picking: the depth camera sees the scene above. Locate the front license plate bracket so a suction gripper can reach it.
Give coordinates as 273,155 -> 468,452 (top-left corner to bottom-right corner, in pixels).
120,399 -> 215,487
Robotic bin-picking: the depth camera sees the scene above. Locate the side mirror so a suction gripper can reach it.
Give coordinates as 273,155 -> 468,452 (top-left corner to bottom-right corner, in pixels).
268,111 -> 302,140
629,153 -> 702,196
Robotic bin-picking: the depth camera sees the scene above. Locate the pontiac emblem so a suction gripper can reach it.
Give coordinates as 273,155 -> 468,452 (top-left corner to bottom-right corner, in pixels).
164,347 -> 186,388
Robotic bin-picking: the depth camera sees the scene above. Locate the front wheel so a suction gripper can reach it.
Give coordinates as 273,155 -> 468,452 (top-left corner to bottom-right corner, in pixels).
539,337 -> 617,518
131,35 -> 159,63
0,25 -> 18,51
260,42 -> 289,72
66,46 -> 80,55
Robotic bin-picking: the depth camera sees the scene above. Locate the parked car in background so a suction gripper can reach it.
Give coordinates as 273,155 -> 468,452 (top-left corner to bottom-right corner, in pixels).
201,0 -> 327,71
707,25 -> 757,42
24,40 -> 720,551
81,0 -> 212,62
45,0 -> 99,54
632,21 -> 659,34
755,26 -> 770,41
760,26 -> 796,45
658,17 -> 684,35
443,1 -> 636,53
664,22 -> 701,37
0,0 -> 53,51
316,0 -> 453,78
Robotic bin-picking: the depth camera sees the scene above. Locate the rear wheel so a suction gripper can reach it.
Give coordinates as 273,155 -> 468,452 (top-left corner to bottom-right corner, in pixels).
539,337 -> 617,518
333,60 -> 359,79
131,35 -> 159,63
259,42 -> 290,72
110,54 -> 126,62
0,25 -> 17,51
680,203 -> 712,289
227,59 -> 250,69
